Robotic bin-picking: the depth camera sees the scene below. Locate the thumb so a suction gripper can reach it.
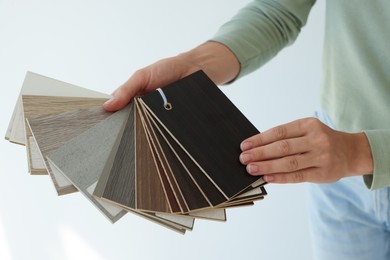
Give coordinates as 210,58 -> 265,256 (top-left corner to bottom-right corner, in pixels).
103,71 -> 146,111
103,87 -> 133,112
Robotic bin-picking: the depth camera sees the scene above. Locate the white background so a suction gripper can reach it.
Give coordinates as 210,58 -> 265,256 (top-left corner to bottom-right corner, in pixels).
0,0 -> 324,259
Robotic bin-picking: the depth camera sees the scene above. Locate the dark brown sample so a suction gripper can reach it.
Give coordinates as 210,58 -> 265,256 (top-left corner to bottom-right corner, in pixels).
139,70 -> 261,200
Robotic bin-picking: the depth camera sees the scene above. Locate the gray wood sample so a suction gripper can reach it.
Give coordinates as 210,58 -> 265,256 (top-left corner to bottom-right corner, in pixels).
6,71 -> 109,145
22,95 -> 108,175
27,107 -> 113,195
46,104 -> 133,223
94,103 -> 172,214
93,104 -> 136,209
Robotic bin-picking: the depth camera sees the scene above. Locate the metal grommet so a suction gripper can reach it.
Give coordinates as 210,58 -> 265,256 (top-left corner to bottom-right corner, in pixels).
164,102 -> 172,110
157,88 -> 172,111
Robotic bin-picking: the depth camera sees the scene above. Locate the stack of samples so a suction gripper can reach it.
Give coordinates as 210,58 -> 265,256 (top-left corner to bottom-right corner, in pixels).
5,70 -> 267,234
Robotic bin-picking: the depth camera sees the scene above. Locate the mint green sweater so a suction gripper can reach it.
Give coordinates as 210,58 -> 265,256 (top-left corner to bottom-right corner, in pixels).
211,0 -> 390,189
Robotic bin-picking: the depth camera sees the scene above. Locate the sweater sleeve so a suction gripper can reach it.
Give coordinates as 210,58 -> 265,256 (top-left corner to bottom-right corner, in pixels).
363,130 -> 390,189
210,0 -> 316,79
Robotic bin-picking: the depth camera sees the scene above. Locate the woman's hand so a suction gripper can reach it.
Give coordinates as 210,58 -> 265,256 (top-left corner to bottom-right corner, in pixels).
103,56 -> 200,111
240,117 -> 373,183
103,41 -> 240,111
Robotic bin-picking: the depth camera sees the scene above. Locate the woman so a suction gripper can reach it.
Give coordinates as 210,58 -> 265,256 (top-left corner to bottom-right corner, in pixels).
104,1 -> 390,259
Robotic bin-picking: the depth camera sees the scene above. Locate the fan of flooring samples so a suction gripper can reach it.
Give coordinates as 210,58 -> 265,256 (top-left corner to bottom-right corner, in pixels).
5,70 -> 267,234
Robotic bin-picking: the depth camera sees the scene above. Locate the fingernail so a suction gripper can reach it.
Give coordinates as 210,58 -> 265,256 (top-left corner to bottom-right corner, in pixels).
104,97 -> 116,106
246,164 -> 259,174
264,175 -> 274,182
240,141 -> 253,151
240,153 -> 252,164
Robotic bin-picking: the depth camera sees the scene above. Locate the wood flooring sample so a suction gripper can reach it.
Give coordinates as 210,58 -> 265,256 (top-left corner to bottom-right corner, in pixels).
140,70 -> 261,200
4,70 -> 268,233
134,106 -> 172,213
27,107 -> 112,195
136,101 -> 184,213
94,103 -> 171,214
6,71 -> 109,145
46,104 -> 133,223
143,105 -> 228,209
139,103 -> 214,212
22,95 -> 108,176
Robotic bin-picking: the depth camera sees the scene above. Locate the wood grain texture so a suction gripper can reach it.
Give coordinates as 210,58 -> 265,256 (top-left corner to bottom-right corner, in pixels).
136,101 -> 183,213
92,109 -> 131,201
22,95 -> 108,176
95,103 -> 136,209
142,100 -> 233,208
135,100 -> 232,218
96,103 -> 171,214
141,103 -> 214,212
6,71 -> 109,144
140,70 -> 261,199
135,105 -> 174,213
27,106 -> 112,195
46,105 -> 132,222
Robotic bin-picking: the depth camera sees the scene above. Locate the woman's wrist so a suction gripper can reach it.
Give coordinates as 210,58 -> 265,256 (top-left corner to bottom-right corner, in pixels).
349,132 -> 373,176
177,41 -> 240,85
